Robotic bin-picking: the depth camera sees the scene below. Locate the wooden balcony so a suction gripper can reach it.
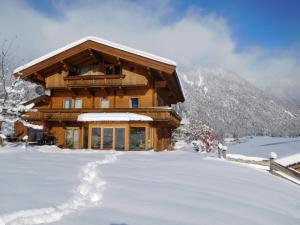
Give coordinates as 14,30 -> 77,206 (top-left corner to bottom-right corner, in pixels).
63,75 -> 148,88
23,107 -> 181,128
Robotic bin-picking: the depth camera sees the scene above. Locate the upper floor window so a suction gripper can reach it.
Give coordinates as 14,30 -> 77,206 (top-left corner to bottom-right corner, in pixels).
80,66 -> 89,76
64,99 -> 72,109
104,65 -> 122,75
74,99 -> 82,108
104,66 -> 113,75
101,97 -> 109,108
130,98 -> 139,108
115,65 -> 122,75
91,65 -> 99,75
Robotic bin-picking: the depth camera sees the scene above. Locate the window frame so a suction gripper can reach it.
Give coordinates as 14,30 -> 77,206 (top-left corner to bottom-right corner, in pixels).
64,99 -> 72,109
130,97 -> 139,108
74,98 -> 83,109
101,97 -> 110,108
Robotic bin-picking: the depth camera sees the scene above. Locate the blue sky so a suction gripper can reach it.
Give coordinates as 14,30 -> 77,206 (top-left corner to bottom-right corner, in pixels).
1,0 -> 299,101
26,0 -> 300,51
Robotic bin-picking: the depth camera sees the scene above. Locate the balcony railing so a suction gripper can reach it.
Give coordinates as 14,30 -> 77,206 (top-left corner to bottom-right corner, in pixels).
63,75 -> 148,88
23,107 -> 181,127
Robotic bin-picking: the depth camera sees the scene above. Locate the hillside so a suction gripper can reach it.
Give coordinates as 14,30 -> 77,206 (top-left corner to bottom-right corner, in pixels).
177,67 -> 300,137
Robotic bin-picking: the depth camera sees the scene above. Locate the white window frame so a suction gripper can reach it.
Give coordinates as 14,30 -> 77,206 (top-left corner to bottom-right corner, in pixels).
64,99 -> 72,109
101,97 -> 109,108
74,99 -> 83,109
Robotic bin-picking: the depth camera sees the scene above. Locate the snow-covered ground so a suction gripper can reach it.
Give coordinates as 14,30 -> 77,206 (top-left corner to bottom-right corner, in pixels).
0,139 -> 300,225
229,136 -> 300,158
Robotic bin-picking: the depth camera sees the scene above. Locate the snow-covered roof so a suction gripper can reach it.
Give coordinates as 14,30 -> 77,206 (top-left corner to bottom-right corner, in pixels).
276,153 -> 300,166
77,113 -> 153,122
14,36 -> 176,74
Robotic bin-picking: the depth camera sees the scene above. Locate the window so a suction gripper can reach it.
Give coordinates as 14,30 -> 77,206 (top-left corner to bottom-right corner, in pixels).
103,128 -> 113,149
104,66 -> 113,75
64,99 -> 72,109
130,127 -> 145,150
74,99 -> 82,108
148,127 -> 152,148
66,127 -> 80,149
130,98 -> 139,108
84,127 -> 88,149
91,65 -> 99,75
115,128 -> 125,150
101,97 -> 109,108
115,65 -> 122,75
92,127 -> 101,149
80,66 -> 89,75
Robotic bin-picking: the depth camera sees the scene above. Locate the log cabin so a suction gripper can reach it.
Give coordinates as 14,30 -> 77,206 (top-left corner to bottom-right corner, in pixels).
14,36 -> 184,151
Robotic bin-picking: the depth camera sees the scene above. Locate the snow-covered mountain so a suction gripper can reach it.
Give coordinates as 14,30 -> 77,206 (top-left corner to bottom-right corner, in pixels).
177,67 -> 300,137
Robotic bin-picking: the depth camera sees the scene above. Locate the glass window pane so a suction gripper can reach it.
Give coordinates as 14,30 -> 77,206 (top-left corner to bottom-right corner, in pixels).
131,98 -> 139,108
84,127 -> 88,149
148,127 -> 152,148
92,127 -> 101,149
101,97 -> 109,108
130,127 -> 145,150
80,66 -> 89,75
105,66 -> 113,75
75,99 -> 82,108
115,65 -> 122,75
103,128 -> 113,149
92,66 -> 99,75
66,128 -> 73,148
64,99 -> 72,109
115,128 -> 125,150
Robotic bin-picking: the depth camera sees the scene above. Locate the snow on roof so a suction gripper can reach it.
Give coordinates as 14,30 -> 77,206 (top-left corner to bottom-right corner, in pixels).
276,153 -> 300,166
77,113 -> 153,122
14,36 -> 176,74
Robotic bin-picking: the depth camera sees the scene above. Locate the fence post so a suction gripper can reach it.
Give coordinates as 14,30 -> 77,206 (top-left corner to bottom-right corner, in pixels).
269,152 -> 277,172
222,149 -> 227,159
269,157 -> 274,172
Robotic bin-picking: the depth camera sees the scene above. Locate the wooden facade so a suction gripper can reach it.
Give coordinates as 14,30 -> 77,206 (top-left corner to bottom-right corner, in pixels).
14,37 -> 184,151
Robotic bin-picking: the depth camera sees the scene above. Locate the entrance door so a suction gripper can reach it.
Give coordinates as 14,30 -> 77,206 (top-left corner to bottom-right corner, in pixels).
91,127 -> 101,149
103,128 -> 113,149
115,128 -> 125,150
130,127 -> 146,150
66,127 -> 80,149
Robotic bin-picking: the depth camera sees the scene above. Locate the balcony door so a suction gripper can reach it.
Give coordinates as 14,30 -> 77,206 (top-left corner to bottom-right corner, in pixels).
130,127 -> 146,150
103,128 -> 113,149
91,127 -> 101,149
66,127 -> 80,149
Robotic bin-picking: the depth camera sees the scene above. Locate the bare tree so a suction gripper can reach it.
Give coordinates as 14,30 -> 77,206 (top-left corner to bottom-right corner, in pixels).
0,39 -> 41,137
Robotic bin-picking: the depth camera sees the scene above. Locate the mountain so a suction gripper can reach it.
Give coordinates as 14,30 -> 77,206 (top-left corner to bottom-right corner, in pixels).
177,67 -> 300,137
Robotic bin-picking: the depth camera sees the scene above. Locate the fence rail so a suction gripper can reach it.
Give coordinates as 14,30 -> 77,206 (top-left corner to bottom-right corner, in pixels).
270,160 -> 300,183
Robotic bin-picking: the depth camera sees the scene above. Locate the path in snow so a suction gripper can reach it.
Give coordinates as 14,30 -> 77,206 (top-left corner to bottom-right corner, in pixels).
0,153 -> 119,225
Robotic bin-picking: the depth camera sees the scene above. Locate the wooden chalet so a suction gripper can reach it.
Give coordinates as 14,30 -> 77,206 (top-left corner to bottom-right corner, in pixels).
14,36 -> 184,151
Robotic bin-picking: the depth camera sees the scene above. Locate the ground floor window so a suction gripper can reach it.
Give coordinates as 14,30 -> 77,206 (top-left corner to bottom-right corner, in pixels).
103,128 -> 113,149
84,127 -> 88,149
66,127 -> 80,149
130,127 -> 145,150
148,127 -> 152,149
91,127 -> 101,149
115,127 -> 125,150
28,128 -> 44,142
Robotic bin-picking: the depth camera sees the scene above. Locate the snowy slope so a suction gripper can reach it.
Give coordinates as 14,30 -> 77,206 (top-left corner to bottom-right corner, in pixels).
0,141 -> 300,225
229,136 -> 300,158
178,67 -> 300,137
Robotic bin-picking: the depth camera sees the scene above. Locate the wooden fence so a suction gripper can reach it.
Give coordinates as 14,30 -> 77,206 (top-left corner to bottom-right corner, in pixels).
270,159 -> 300,184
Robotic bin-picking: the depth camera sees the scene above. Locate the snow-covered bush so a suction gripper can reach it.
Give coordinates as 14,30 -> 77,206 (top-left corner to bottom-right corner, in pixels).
0,39 -> 41,137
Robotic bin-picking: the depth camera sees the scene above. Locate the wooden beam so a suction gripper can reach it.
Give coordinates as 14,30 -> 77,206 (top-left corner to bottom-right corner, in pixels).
155,80 -> 167,88
34,72 -> 45,82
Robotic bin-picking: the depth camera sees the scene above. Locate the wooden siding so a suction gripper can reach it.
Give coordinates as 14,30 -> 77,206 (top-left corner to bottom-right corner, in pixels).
23,107 -> 181,128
